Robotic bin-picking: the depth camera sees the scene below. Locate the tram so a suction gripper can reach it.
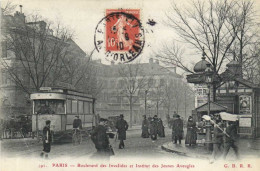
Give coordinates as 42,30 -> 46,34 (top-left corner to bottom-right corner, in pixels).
30,87 -> 96,142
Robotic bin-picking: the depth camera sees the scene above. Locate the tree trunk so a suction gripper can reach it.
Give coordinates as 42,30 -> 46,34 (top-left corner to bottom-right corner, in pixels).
129,95 -> 133,128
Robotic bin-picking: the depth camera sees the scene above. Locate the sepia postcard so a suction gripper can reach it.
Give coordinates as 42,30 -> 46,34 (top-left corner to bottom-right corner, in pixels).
0,0 -> 260,170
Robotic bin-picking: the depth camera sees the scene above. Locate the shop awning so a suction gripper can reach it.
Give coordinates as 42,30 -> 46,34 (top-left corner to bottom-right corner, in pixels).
196,101 -> 227,112
219,112 -> 238,121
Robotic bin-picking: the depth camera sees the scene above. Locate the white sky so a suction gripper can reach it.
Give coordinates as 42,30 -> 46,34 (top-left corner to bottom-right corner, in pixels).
2,0 -> 260,71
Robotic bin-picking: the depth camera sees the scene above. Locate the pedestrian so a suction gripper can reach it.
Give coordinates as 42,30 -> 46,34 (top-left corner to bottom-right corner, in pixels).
40,120 -> 52,159
210,120 -> 224,163
172,114 -> 183,144
141,115 -> 149,138
185,116 -> 197,146
73,116 -> 82,129
157,118 -> 165,137
115,114 -> 128,149
91,118 -> 114,158
150,115 -> 158,141
223,121 -> 239,159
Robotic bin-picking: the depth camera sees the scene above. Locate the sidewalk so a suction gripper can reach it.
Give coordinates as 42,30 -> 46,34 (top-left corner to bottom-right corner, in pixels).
161,138 -> 260,159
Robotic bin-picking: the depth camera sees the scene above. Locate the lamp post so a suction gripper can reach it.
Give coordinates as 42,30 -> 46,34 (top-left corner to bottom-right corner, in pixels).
204,63 -> 213,152
145,90 -> 148,116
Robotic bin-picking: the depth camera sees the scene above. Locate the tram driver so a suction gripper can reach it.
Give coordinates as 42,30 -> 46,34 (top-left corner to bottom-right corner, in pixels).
73,116 -> 82,132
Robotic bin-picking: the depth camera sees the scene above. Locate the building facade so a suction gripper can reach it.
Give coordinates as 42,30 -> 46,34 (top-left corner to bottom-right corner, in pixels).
0,10 -> 87,120
94,58 -> 195,124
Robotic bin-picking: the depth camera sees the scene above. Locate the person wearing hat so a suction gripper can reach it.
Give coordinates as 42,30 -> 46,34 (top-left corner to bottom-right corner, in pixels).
210,120 -> 224,163
141,115 -> 149,138
115,114 -> 128,149
40,120 -> 52,158
157,118 -> 165,137
223,121 -> 239,160
172,114 -> 183,144
185,116 -> 197,146
91,118 -> 113,157
73,116 -> 82,130
150,115 -> 159,141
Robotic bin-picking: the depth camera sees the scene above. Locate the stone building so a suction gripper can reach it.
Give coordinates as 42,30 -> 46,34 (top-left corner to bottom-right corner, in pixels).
94,58 -> 195,124
0,10 -> 86,120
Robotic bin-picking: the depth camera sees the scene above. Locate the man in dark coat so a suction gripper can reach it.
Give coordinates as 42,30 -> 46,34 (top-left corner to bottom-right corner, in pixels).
150,115 -> 159,141
40,120 -> 52,158
172,114 -> 183,144
115,114 -> 128,149
73,116 -> 82,129
91,118 -> 114,157
223,121 -> 239,159
210,121 -> 224,162
157,118 -> 165,137
141,115 -> 149,138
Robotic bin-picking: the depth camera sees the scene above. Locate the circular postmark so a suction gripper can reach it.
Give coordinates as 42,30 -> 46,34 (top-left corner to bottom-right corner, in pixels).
94,11 -> 145,64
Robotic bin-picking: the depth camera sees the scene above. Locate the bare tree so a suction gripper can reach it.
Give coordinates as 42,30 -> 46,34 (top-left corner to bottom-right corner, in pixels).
228,0 -> 260,84
161,78 -> 195,119
118,63 -> 149,127
1,1 -> 17,15
1,13 -> 74,94
157,0 -> 258,99
162,0 -> 239,74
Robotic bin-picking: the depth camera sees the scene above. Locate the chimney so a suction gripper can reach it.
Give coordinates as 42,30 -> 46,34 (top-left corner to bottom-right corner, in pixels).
149,58 -> 153,64
14,10 -> 26,24
19,5 -> 23,13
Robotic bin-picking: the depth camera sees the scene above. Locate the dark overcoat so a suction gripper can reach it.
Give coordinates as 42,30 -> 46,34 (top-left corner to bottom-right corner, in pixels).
116,119 -> 128,140
91,125 -> 109,150
149,119 -> 158,136
172,118 -> 183,139
42,126 -> 52,153
157,119 -> 165,137
141,119 -> 149,138
185,121 -> 197,145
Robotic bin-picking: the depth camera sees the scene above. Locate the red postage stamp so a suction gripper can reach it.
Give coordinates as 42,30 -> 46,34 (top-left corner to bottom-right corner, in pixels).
95,9 -> 145,63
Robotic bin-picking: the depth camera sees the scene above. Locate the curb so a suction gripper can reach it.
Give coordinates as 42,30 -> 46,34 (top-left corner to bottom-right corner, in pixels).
161,143 -> 209,159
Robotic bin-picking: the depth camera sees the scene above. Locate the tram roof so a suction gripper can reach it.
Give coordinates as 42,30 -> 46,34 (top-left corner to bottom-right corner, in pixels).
31,87 -> 94,99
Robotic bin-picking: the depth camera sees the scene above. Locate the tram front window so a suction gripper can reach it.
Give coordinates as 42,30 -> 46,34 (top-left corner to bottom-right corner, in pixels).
35,100 -> 65,114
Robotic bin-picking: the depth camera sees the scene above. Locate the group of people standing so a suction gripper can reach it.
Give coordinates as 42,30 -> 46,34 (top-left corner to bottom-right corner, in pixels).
141,115 -> 165,141
91,114 -> 128,158
169,113 -> 197,146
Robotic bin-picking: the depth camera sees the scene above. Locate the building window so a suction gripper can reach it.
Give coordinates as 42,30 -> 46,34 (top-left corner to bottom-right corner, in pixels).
72,100 -> 78,114
66,100 -> 72,114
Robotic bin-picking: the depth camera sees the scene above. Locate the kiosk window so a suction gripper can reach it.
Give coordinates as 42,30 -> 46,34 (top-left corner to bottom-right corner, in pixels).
78,101 -> 83,114
72,100 -> 78,114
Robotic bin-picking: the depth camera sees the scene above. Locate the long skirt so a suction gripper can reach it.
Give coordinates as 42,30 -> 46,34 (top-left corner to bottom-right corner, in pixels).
141,126 -> 149,138
185,128 -> 197,145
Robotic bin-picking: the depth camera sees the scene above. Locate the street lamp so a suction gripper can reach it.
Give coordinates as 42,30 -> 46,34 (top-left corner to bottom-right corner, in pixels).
145,90 -> 148,116
204,63 -> 213,152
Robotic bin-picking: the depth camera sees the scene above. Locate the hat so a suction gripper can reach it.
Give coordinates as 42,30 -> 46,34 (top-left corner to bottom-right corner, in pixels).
75,116 -> 79,118
46,120 -> 51,125
99,118 -> 108,122
120,114 -> 124,118
154,115 -> 158,118
173,114 -> 178,118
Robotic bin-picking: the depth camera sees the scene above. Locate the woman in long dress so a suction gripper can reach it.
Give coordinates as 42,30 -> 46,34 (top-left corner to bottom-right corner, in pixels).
185,116 -> 197,146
